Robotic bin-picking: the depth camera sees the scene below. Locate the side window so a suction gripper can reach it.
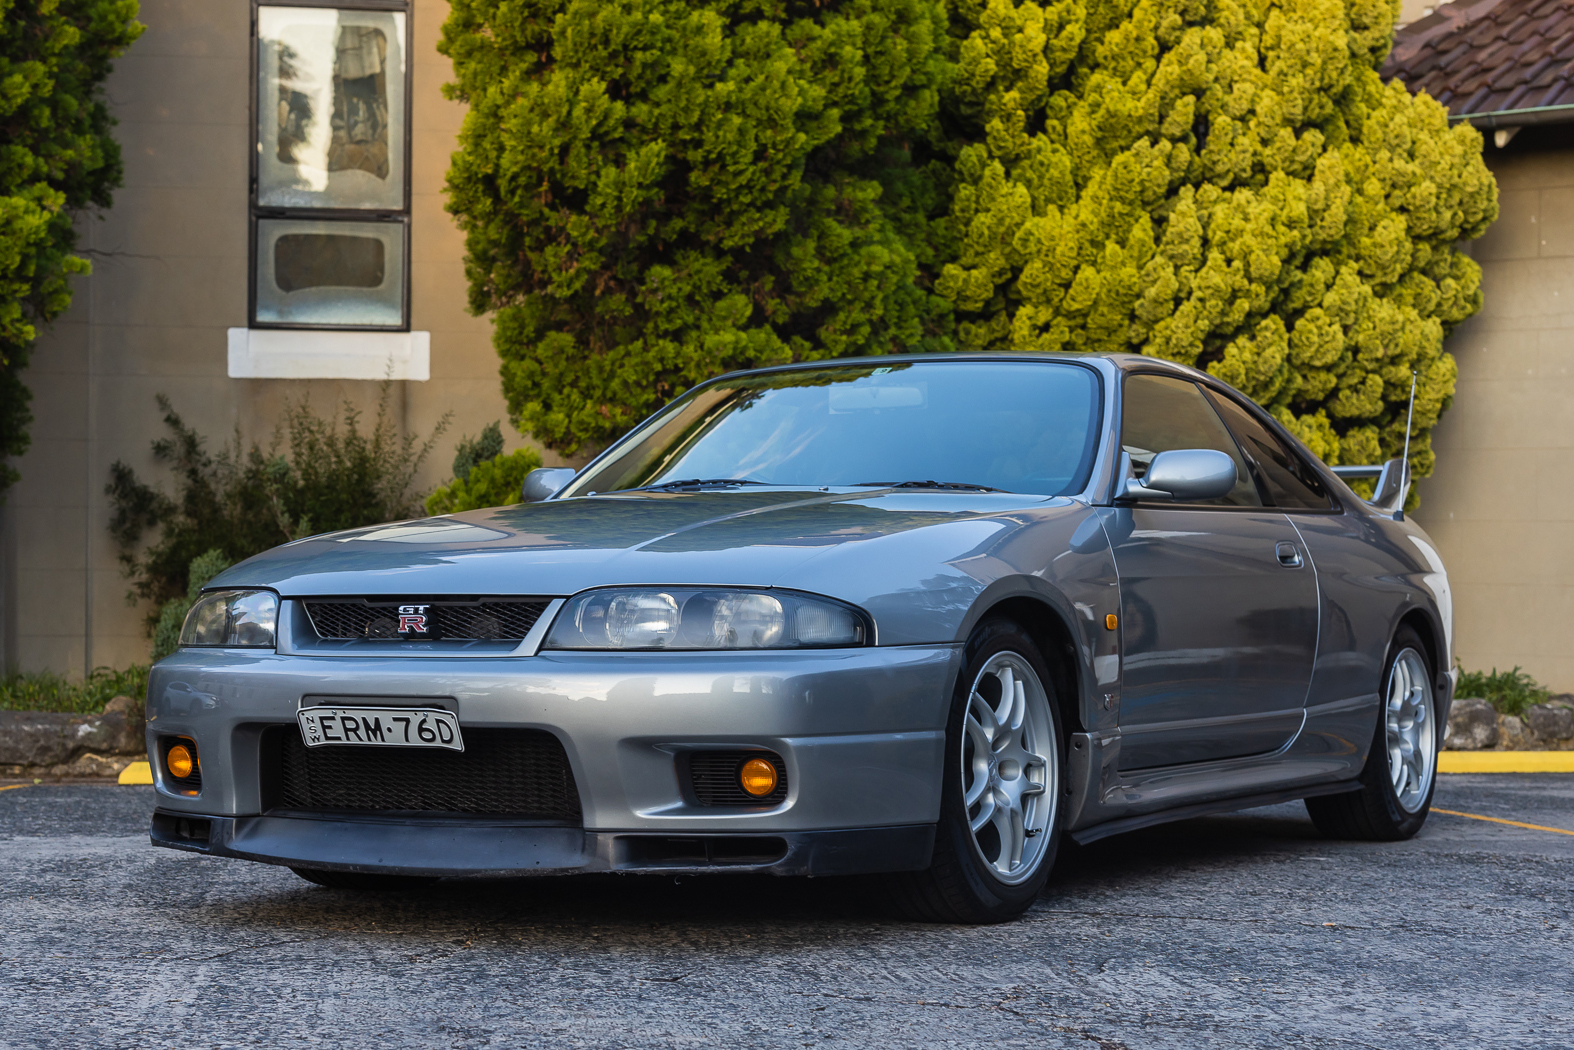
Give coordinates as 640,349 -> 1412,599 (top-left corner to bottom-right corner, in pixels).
1204,389 -> 1335,511
1120,374 -> 1262,507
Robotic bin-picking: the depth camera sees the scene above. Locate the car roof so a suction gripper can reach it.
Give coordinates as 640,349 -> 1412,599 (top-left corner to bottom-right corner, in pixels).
709,352 -> 1207,384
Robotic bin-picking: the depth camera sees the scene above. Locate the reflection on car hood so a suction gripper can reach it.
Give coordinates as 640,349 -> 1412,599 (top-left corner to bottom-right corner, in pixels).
209,488 -> 1069,597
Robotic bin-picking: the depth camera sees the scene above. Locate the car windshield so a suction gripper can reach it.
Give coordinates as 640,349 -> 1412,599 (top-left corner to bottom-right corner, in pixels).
561,361 -> 1102,497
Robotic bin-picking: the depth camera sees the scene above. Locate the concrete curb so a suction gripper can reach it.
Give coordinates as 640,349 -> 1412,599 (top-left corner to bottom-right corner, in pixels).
0,699 -> 146,779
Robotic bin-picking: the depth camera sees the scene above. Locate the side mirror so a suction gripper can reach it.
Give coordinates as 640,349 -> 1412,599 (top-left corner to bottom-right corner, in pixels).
1120,449 -> 1237,502
521,467 -> 577,503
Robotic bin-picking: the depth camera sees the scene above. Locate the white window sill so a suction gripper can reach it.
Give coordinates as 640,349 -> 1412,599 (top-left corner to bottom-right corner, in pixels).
227,328 -> 430,380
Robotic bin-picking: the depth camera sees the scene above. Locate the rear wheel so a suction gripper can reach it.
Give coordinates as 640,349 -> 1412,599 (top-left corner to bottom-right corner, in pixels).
888,619 -> 1064,923
290,867 -> 439,891
1305,626 -> 1438,840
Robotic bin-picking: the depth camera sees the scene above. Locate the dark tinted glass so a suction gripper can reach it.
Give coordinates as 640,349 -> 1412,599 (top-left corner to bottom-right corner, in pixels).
1204,389 -> 1334,510
1120,374 -> 1261,507
274,234 -> 385,291
565,362 -> 1102,497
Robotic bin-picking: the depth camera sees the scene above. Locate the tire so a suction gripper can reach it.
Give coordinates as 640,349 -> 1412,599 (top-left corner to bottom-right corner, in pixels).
290,867 -> 440,891
887,618 -> 1066,923
1305,625 -> 1439,841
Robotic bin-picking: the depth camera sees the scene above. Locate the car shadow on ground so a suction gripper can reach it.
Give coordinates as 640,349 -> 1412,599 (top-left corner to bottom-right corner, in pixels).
188,806 -> 1331,938
1052,807 -> 1325,890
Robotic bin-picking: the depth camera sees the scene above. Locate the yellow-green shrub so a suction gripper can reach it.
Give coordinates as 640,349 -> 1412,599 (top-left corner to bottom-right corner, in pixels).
425,448 -> 545,515
937,0 -> 1496,486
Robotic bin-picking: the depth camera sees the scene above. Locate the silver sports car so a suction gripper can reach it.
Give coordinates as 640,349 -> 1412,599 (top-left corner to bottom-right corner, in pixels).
146,354 -> 1454,922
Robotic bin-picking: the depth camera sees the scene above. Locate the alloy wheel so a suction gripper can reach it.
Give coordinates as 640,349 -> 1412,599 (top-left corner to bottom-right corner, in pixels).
1386,647 -> 1436,813
961,652 -> 1058,885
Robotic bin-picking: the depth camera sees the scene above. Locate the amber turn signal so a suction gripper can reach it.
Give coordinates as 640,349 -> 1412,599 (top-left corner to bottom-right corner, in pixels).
1105,613 -> 1118,631
166,743 -> 196,780
739,757 -> 779,797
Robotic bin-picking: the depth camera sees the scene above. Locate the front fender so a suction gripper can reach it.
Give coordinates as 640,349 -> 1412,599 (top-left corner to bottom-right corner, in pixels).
782,502 -> 1118,733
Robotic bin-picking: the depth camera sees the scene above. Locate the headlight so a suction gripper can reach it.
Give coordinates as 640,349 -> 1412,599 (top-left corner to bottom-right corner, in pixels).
545,588 -> 869,650
179,590 -> 279,648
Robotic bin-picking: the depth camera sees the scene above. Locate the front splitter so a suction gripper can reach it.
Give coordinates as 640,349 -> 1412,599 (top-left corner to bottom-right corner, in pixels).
150,809 -> 936,878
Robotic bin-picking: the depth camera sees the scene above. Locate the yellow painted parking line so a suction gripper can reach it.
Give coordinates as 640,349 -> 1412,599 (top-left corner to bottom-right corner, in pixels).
118,761 -> 153,785
0,783 -> 34,792
1439,751 -> 1574,773
1433,808 -> 1574,837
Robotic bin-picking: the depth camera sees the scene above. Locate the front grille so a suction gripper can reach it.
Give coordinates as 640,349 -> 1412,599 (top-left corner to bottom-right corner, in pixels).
302,597 -> 550,642
262,725 -> 581,822
687,750 -> 788,806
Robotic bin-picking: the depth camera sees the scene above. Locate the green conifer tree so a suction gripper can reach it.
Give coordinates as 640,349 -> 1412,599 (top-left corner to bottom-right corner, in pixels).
440,0 -> 953,456
0,0 -> 143,497
938,0 -> 1496,480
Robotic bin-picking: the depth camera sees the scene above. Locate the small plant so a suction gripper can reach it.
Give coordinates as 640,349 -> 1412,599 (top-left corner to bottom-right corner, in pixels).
107,384 -> 450,625
449,421 -> 505,483
0,665 -> 150,715
1455,665 -> 1552,718
425,447 -> 543,515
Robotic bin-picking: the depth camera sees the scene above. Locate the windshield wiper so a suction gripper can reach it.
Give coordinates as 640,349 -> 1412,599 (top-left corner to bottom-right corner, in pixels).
854,480 -> 1009,493
629,478 -> 768,492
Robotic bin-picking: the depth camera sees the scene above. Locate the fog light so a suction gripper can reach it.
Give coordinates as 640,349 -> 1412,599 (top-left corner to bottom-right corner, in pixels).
739,757 -> 779,797
166,743 -> 196,780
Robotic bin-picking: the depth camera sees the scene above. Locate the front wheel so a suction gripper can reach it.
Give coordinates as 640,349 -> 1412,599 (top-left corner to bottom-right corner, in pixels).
887,619 -> 1065,923
1305,625 -> 1439,840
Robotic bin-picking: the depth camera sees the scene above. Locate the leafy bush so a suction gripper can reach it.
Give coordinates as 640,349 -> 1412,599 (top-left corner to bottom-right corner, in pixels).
425,448 -> 543,515
449,420 -> 505,482
0,664 -> 148,714
1,0 -> 144,498
108,385 -> 450,620
936,0 -> 1496,494
1456,666 -> 1553,719
150,549 -> 232,663
439,0 -> 954,456
441,0 -> 1495,494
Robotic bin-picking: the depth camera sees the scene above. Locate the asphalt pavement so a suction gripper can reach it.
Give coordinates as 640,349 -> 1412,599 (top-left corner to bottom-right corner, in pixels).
1,775 -> 1571,1049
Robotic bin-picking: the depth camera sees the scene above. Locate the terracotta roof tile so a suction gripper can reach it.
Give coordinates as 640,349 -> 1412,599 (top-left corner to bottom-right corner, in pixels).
1384,0 -> 1574,121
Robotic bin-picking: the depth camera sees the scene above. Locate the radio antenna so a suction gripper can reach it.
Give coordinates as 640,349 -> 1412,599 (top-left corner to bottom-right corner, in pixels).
1397,371 -> 1417,518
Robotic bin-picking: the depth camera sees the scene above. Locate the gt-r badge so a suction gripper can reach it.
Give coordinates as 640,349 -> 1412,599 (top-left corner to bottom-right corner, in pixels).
397,604 -> 430,633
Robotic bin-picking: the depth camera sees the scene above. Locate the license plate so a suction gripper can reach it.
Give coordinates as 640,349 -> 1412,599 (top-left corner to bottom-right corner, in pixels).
298,706 -> 464,752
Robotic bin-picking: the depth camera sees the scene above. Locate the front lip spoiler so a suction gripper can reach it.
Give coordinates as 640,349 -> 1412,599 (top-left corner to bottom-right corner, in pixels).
150,809 -> 936,878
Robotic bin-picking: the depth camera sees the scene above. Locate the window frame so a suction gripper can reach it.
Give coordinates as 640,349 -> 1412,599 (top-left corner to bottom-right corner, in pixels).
248,0 -> 414,332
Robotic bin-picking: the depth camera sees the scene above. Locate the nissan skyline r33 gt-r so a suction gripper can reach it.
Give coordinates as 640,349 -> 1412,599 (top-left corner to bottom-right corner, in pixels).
146,353 -> 1454,923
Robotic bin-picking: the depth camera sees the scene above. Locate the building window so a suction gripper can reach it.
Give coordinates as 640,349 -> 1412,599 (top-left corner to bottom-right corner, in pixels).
252,2 -> 410,330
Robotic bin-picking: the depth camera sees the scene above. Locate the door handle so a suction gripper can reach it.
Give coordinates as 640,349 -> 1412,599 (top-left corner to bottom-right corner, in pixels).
1276,541 -> 1303,569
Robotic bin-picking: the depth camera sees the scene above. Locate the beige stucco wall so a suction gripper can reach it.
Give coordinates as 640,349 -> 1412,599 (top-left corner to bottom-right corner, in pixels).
1414,144 -> 1574,692
0,0 -> 551,675
1396,0 -> 1434,25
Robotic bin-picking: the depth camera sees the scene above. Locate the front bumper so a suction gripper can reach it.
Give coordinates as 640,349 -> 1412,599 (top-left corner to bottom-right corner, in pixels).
146,644 -> 960,876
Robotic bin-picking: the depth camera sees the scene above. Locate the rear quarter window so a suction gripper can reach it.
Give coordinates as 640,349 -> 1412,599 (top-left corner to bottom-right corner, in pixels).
1203,389 -> 1335,511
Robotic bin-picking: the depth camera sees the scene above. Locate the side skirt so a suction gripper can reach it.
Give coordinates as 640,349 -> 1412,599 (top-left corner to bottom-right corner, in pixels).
1068,779 -> 1361,846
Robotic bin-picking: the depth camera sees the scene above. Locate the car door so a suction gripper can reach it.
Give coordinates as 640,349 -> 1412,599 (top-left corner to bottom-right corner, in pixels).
1102,373 -> 1318,770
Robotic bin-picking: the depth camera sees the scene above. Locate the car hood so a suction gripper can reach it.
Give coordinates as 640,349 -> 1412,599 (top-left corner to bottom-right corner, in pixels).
211,488 -> 1099,645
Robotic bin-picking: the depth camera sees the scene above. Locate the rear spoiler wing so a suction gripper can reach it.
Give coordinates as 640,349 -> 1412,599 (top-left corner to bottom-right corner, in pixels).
1327,371 -> 1417,521
1331,460 -> 1408,519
